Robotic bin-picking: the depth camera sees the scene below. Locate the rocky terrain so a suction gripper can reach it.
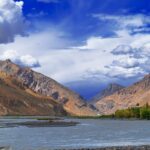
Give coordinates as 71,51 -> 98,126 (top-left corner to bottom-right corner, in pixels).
0,60 -> 96,116
0,70 -> 66,116
91,83 -> 124,103
63,145 -> 150,150
61,145 -> 150,150
3,59 -> 150,116
94,74 -> 150,115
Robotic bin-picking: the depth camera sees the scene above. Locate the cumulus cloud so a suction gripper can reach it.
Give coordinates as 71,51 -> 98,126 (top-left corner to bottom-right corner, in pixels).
105,43 -> 150,79
0,9 -> 150,85
105,66 -> 145,78
111,56 -> 141,68
0,0 -> 26,43
1,50 -> 40,68
1,26 -> 150,84
111,45 -> 136,55
73,12 -> 150,82
76,18 -> 150,82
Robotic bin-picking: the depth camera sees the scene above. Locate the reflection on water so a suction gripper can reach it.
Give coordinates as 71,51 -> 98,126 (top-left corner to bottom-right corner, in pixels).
0,118 -> 150,150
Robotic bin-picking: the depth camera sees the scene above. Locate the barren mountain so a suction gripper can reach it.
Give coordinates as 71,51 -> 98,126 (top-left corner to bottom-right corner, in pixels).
0,71 -> 66,116
91,83 -> 124,103
0,60 -> 96,116
95,75 -> 150,115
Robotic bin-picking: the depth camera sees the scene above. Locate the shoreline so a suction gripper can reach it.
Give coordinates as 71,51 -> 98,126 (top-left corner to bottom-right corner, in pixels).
64,145 -> 150,150
0,116 -> 149,120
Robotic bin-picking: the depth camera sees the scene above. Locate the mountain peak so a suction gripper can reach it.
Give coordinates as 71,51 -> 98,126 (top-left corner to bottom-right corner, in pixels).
95,74 -> 150,115
5,59 -> 12,63
91,83 -> 124,102
106,83 -> 124,92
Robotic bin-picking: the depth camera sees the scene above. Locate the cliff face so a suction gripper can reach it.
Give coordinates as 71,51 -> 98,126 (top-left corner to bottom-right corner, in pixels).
0,60 -> 96,116
94,75 -> 150,115
0,71 -> 66,116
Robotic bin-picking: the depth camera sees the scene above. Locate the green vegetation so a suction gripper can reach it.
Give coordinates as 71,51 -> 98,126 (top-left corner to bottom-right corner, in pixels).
72,104 -> 150,120
114,103 -> 150,120
71,116 -> 102,119
37,117 -> 62,121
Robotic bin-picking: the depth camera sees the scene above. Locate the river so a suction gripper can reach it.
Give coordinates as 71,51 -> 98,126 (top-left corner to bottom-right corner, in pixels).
0,118 -> 150,150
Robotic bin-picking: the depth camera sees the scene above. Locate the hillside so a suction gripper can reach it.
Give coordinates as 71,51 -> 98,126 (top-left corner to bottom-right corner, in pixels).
0,60 -> 96,116
0,71 -> 66,116
91,83 -> 124,103
94,74 -> 150,115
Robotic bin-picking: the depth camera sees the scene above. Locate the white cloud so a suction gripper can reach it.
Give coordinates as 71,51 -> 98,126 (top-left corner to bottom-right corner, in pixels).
1,26 -> 150,83
75,13 -> 150,81
111,56 -> 142,68
105,66 -> 145,78
20,55 -> 40,68
0,0 -> 25,43
1,49 -> 18,61
0,11 -> 150,84
77,29 -> 150,54
105,43 -> 150,79
1,50 -> 40,68
111,45 -> 136,55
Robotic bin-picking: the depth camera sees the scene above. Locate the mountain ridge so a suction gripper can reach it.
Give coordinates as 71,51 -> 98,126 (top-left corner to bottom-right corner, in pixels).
94,74 -> 150,115
91,83 -> 124,103
0,59 -> 96,116
0,71 -> 66,116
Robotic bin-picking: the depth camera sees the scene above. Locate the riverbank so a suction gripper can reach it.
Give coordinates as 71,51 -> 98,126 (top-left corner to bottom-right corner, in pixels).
63,145 -> 150,150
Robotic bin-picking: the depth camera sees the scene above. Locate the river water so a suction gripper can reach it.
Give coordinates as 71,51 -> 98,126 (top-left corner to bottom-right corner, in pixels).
0,118 -> 150,150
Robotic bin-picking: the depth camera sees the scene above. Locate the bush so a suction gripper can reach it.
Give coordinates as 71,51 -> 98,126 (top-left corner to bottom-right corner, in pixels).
114,104 -> 150,120
140,106 -> 150,120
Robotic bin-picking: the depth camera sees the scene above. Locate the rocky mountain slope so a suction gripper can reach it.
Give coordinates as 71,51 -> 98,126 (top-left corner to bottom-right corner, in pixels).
0,71 -> 66,116
0,60 -> 96,116
91,83 -> 124,103
94,74 -> 150,115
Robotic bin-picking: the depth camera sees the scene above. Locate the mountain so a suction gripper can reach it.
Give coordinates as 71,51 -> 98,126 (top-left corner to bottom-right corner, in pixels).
0,60 -> 96,116
94,74 -> 150,115
0,71 -> 66,116
91,83 -> 124,103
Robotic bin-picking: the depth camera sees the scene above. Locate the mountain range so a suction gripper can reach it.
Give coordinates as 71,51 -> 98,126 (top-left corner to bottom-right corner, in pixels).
0,59 -> 96,116
0,59 -> 150,116
94,75 -> 150,115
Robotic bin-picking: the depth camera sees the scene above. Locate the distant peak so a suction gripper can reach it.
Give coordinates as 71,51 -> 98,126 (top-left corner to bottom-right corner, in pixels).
143,74 -> 150,80
107,83 -> 124,89
5,59 -> 12,63
91,83 -> 125,102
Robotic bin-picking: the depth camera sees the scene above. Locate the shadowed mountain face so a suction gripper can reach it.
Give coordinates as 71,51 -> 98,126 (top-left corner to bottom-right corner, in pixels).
91,83 -> 124,103
0,60 -> 96,116
94,75 -> 150,115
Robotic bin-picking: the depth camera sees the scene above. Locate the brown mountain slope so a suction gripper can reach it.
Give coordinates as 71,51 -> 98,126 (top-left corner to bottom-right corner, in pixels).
91,83 -> 124,103
0,71 -> 66,116
95,75 -> 150,115
0,60 -> 96,116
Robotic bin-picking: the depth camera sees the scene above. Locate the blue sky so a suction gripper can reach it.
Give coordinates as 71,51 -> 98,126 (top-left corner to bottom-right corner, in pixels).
0,0 -> 150,99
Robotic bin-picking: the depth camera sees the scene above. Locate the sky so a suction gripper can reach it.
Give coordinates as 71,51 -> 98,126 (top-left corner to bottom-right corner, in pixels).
0,0 -> 150,99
